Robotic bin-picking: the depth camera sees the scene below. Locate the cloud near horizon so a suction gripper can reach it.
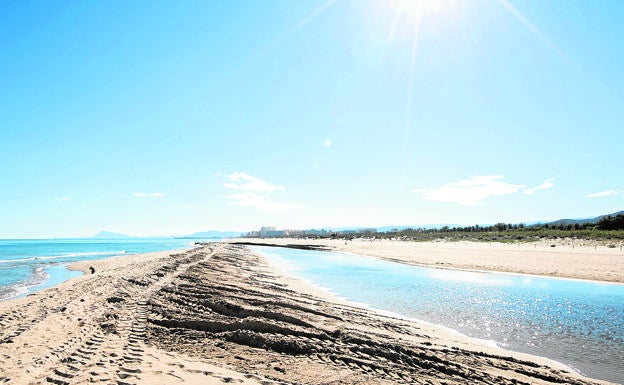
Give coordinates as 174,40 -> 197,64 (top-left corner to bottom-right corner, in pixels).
414,175 -> 553,206
587,189 -> 619,198
223,172 -> 284,191
133,192 -> 165,197
523,178 -> 555,195
222,172 -> 303,211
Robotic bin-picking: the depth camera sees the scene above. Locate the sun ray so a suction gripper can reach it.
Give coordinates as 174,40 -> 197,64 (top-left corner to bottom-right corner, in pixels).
223,0 -> 338,83
387,1 -> 404,43
389,0 -> 456,24
252,0 -> 338,64
387,1 -> 449,178
495,0 -> 565,58
403,20 -> 420,171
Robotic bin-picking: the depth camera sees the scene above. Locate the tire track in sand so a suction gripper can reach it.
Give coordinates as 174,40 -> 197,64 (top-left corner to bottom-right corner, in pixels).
42,247 -> 219,385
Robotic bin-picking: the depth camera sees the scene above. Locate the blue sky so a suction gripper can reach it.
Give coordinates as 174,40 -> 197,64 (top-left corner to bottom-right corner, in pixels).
1,0 -> 623,238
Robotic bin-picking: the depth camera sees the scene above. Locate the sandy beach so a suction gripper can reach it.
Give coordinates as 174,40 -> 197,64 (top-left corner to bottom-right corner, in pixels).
234,238 -> 624,283
0,242 -> 615,384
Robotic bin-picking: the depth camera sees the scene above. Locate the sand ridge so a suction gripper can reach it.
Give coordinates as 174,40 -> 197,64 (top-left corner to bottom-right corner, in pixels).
0,245 -> 270,385
0,243 -> 613,384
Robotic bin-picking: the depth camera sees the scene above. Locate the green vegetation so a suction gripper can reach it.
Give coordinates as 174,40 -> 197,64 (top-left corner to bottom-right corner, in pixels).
247,214 -> 624,243
332,216 -> 624,243
365,226 -> 624,243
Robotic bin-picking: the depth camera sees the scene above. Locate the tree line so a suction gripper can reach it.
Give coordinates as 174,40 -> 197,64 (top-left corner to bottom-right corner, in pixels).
247,214 -> 624,242
596,214 -> 624,230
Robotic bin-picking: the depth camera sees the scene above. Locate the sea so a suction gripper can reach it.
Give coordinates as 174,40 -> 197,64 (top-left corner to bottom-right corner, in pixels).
254,246 -> 624,384
0,238 -> 197,301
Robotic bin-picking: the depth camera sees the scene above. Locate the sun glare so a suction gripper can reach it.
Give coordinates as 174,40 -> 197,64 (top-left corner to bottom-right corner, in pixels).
390,0 -> 456,22
386,0 -> 458,43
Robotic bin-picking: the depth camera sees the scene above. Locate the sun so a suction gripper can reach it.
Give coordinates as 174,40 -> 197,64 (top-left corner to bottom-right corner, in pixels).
386,0 -> 458,43
389,0 -> 456,22
381,0 -> 459,168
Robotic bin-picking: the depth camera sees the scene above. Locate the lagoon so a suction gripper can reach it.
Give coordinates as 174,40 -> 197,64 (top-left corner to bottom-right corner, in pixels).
254,246 -> 624,384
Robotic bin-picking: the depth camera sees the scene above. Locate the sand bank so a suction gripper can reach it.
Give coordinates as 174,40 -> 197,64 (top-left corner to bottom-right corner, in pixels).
233,238 -> 624,283
0,243 -> 613,384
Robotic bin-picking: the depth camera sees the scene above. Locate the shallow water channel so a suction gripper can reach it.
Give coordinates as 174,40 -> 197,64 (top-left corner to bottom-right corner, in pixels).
253,246 -> 624,384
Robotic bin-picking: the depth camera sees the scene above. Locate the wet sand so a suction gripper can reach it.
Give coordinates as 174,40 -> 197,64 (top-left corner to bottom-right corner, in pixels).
0,243 -> 614,384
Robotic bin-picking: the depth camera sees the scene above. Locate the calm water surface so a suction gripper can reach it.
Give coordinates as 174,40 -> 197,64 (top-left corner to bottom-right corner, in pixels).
254,246 -> 624,384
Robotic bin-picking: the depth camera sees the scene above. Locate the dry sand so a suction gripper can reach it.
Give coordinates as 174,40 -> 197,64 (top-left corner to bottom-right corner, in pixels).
234,238 -> 624,283
0,243 -> 615,384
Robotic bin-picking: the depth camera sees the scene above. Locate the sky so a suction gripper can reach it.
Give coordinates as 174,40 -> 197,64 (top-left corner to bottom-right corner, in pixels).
1,0 -> 623,238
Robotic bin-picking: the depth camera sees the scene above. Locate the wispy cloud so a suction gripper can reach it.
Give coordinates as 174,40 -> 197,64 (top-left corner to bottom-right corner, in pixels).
523,178 -> 554,195
133,192 -> 165,197
223,172 -> 284,192
226,192 -> 304,211
414,175 -> 526,206
587,190 -> 619,198
221,172 -> 303,211
415,175 -> 556,205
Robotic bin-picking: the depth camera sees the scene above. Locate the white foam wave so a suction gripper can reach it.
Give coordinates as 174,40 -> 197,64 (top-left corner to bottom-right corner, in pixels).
0,266 -> 50,301
0,250 -> 126,264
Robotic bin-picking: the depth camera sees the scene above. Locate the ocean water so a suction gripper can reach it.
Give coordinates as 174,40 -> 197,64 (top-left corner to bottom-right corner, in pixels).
254,246 -> 624,384
0,238 -> 196,301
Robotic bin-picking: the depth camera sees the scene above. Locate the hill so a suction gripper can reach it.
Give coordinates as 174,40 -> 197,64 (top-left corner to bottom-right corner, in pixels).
546,210 -> 624,226
176,231 -> 243,239
92,231 -> 132,239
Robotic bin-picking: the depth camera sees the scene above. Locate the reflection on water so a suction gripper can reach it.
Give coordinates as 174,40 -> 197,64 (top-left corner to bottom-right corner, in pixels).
254,246 -> 624,384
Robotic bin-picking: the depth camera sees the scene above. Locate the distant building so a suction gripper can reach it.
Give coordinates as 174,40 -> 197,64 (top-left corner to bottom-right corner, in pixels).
258,226 -> 285,237
249,226 -> 332,238
303,229 -> 329,236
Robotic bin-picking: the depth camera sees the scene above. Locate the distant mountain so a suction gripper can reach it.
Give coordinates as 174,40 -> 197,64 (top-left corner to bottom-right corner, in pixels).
176,231 -> 243,239
545,210 -> 624,226
92,231 -> 132,239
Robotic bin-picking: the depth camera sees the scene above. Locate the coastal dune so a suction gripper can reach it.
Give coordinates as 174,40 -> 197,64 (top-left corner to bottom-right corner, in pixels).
0,243 -> 613,384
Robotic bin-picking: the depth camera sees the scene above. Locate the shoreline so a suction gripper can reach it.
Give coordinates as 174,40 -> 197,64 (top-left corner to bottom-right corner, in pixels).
0,243 -> 615,384
246,242 -> 617,383
67,245 -> 198,274
249,243 -> 609,380
0,243 -> 197,303
260,248 -> 508,347
232,237 -> 624,283
338,249 -> 624,287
